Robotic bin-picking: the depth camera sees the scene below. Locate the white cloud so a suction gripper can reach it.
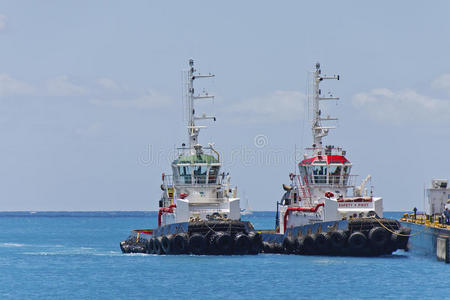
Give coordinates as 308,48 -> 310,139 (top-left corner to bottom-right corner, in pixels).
0,74 -> 35,96
431,73 -> 450,93
353,88 -> 450,123
227,90 -> 306,123
46,75 -> 88,96
0,14 -> 7,31
90,90 -> 173,109
97,78 -> 119,90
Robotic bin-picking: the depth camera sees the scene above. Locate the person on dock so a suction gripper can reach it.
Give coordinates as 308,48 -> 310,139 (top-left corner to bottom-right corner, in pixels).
443,207 -> 450,225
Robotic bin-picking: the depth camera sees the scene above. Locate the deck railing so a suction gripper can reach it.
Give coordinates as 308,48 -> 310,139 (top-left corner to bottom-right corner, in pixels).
301,174 -> 357,186
164,174 -> 223,186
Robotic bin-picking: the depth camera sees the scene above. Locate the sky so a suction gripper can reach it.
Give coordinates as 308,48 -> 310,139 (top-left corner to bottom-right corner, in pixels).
0,1 -> 449,211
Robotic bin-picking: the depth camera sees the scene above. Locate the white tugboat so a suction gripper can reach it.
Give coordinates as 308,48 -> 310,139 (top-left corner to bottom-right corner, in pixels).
120,60 -> 262,255
261,63 -> 410,256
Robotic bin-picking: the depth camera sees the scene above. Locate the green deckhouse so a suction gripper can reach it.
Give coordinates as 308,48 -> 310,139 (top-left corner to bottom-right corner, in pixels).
172,153 -> 221,185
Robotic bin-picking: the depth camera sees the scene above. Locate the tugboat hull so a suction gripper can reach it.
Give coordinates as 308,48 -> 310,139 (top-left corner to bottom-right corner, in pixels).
261,218 -> 410,256
120,220 -> 263,255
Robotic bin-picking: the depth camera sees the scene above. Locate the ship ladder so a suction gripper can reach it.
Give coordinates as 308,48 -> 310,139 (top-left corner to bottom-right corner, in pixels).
297,175 -> 312,205
167,186 -> 175,204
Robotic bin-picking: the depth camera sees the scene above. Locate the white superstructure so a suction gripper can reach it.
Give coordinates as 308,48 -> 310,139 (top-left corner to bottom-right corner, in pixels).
426,179 -> 450,215
158,60 -> 240,226
277,63 -> 383,234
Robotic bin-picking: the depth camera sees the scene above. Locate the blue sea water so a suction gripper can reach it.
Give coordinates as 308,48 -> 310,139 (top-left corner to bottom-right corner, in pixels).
0,211 -> 448,299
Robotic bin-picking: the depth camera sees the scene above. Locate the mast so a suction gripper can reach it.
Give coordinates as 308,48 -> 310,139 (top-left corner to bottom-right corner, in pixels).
312,62 -> 340,155
186,59 -> 215,154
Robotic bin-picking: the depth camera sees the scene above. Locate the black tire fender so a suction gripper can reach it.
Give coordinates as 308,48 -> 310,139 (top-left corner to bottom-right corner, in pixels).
368,227 -> 389,249
348,231 -> 367,250
188,233 -> 207,255
282,236 -> 296,254
329,230 -> 347,250
234,233 -> 251,255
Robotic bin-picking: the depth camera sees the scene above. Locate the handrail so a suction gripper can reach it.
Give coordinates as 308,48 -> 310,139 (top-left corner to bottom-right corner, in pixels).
210,147 -> 220,162
158,204 -> 176,226
303,174 -> 357,186
164,174 -> 224,185
173,174 -> 223,185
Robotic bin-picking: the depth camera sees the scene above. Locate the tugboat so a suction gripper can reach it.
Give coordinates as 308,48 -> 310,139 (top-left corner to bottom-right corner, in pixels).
120,60 -> 262,255
261,63 -> 410,256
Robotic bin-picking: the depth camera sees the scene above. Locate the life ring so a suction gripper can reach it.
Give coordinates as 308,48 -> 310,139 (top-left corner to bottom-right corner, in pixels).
325,192 -> 334,198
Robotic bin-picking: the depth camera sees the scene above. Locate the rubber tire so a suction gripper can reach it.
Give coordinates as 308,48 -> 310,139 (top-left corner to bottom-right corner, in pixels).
154,237 -> 162,255
248,232 -> 263,254
160,235 -> 172,254
171,234 -> 188,254
368,227 -> 389,249
348,232 -> 367,252
303,235 -> 315,254
137,244 -> 146,253
262,242 -> 271,253
295,237 -> 304,254
188,233 -> 207,255
234,233 -> 251,255
282,236 -> 296,254
273,243 -> 284,253
146,239 -> 155,254
329,230 -> 347,251
267,243 -> 276,253
313,233 -> 330,254
120,241 -> 130,254
396,228 -> 410,250
212,232 -> 233,255
129,244 -> 145,253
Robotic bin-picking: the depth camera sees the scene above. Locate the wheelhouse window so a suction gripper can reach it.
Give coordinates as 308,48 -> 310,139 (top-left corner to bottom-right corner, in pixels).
343,165 -> 351,185
313,165 -> 327,184
208,166 -> 220,184
178,166 -> 192,184
299,166 -> 313,185
193,165 -> 207,184
328,165 -> 342,185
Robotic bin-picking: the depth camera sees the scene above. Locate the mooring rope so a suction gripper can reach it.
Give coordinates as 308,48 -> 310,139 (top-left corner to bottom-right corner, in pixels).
371,216 -> 428,237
